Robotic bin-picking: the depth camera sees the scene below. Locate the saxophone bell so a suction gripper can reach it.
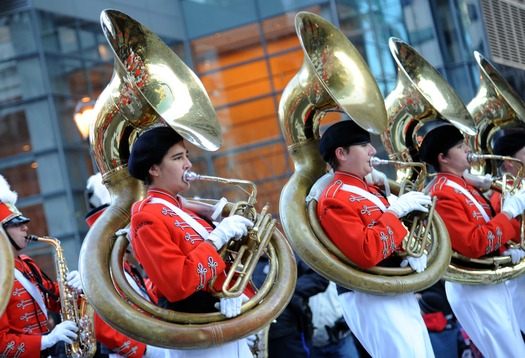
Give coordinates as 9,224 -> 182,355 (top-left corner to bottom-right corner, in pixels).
28,234 -> 96,358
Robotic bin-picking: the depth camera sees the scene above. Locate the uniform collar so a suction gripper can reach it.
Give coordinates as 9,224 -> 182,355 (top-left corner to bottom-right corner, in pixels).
147,188 -> 182,207
334,171 -> 369,189
437,172 -> 468,187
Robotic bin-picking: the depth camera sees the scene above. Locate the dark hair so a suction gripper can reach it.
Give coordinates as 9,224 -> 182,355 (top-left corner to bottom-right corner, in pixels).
128,126 -> 184,183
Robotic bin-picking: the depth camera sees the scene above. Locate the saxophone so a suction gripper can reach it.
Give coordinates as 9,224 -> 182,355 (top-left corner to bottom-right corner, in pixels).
27,235 -> 96,358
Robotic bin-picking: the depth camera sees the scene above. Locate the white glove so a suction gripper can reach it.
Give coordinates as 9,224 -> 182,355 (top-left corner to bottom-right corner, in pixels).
207,215 -> 253,250
41,320 -> 78,350
463,169 -> 492,190
502,189 -> 525,218
400,254 -> 428,273
365,168 -> 391,197
214,293 -> 249,318
387,191 -> 432,218
66,270 -> 82,292
245,334 -> 258,349
503,248 -> 525,264
145,345 -> 168,358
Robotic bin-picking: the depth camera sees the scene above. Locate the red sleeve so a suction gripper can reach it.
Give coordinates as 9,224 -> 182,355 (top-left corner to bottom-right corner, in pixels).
0,311 -> 42,357
434,189 -> 515,258
318,195 -> 408,268
131,210 -> 226,302
94,313 -> 146,357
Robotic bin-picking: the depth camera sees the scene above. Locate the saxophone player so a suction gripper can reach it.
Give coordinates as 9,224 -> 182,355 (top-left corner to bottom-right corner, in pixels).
417,119 -> 525,357
0,175 -> 80,357
127,126 -> 254,357
316,120 -> 435,357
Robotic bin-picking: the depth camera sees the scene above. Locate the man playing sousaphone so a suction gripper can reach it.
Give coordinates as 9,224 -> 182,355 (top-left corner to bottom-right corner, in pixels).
316,120 -> 435,357
417,119 -> 525,357
127,125 -> 254,357
490,126 -> 525,335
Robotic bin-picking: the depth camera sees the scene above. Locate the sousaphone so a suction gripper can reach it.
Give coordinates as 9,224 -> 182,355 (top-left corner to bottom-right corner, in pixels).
278,12 -> 451,295
0,226 -> 14,315
79,9 -> 296,348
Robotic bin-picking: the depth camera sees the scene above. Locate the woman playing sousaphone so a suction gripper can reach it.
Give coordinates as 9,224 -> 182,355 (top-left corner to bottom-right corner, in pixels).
417,119 -> 525,357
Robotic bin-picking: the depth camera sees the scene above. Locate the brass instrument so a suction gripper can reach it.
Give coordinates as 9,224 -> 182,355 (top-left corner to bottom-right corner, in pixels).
440,52 -> 525,285
79,9 -> 296,348
27,235 -> 96,358
369,157 -> 440,258
382,38 -> 476,183
278,11 -> 450,295
467,51 -> 525,176
182,170 -> 276,298
0,226 -> 14,315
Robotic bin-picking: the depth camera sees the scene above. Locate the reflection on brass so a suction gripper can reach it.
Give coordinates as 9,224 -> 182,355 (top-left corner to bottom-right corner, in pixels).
0,226 -> 14,315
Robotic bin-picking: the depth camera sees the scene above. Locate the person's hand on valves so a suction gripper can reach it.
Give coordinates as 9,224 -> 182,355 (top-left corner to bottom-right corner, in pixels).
207,215 -> 253,250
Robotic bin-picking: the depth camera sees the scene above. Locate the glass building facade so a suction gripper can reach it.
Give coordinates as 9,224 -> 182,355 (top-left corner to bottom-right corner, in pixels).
0,0 -> 524,273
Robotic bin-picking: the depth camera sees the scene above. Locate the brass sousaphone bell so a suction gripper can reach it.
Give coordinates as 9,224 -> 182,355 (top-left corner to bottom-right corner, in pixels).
79,9 -> 296,349
278,12 -> 451,295
0,226 -> 14,315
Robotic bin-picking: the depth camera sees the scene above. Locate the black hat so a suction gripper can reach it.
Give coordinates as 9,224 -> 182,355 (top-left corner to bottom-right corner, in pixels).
417,120 -> 464,167
319,120 -> 371,162
418,291 -> 445,314
128,126 -> 184,181
492,127 -> 525,157
0,175 -> 30,228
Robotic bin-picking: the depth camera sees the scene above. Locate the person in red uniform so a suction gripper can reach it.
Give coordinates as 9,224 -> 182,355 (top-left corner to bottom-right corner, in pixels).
127,126 -> 254,357
85,173 -> 169,358
489,126 -> 525,336
316,120 -> 435,357
0,175 -> 79,357
417,119 -> 525,358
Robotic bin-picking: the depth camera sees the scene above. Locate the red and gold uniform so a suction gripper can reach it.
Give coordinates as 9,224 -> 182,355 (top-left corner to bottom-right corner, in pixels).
490,190 -> 521,236
430,174 -> 514,257
317,171 -> 434,358
0,255 -> 61,357
130,188 -> 227,310
430,173 -> 525,357
317,171 -> 407,268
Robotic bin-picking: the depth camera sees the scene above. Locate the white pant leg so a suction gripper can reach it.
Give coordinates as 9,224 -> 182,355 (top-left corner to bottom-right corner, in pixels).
170,339 -> 252,358
506,275 -> 525,334
339,291 -> 434,358
445,281 -> 525,358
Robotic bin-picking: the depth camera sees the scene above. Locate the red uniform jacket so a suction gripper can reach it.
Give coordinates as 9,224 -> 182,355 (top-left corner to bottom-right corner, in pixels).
490,190 -> 522,239
130,189 -> 227,304
429,173 -> 516,258
0,255 -> 61,357
317,171 -> 408,268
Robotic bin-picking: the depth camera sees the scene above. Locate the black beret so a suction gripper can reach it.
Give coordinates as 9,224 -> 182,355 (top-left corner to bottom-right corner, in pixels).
418,291 -> 445,314
492,127 -> 525,157
319,120 -> 371,162
128,126 -> 184,181
417,120 -> 464,166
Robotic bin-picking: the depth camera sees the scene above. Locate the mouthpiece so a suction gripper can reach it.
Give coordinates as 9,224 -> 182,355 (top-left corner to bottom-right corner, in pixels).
369,157 -> 389,166
183,170 -> 200,184
26,235 -> 38,242
467,153 -> 482,163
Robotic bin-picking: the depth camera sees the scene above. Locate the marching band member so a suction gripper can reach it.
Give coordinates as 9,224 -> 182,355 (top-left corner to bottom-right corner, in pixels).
316,120 -> 435,357
127,126 -> 254,358
490,127 -> 525,335
417,119 -> 525,357
0,175 -> 79,357
85,173 -> 170,358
